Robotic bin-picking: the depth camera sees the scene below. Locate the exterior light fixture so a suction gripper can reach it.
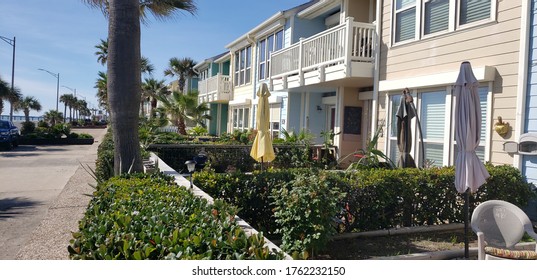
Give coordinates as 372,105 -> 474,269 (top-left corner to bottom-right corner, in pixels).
185,160 -> 196,188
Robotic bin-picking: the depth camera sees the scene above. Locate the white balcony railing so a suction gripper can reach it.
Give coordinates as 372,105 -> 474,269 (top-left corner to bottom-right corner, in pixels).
197,74 -> 232,103
269,17 -> 375,89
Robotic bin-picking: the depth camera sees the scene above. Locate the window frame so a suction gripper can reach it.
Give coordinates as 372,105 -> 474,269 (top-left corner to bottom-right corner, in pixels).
386,84 -> 491,167
231,106 -> 250,131
391,0 -> 496,46
234,46 -> 252,86
258,29 -> 284,81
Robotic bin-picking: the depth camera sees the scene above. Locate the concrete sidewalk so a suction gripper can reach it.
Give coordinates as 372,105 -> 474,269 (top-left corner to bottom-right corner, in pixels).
16,128 -> 106,260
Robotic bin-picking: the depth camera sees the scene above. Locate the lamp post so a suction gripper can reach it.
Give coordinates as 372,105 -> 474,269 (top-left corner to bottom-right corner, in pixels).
38,68 -> 60,112
185,160 -> 196,188
0,35 -> 15,121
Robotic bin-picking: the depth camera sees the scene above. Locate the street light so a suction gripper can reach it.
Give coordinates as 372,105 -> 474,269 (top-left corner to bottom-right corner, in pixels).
38,68 -> 60,112
61,85 -> 76,97
0,35 -> 15,121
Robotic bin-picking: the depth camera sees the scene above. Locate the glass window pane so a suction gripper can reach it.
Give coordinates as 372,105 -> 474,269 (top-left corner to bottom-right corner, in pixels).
396,7 -> 416,42
244,108 -> 250,128
421,91 -> 446,140
425,143 -> 444,167
276,30 -> 284,50
260,40 -> 266,62
460,0 -> 491,25
424,0 -> 449,35
396,0 -> 416,10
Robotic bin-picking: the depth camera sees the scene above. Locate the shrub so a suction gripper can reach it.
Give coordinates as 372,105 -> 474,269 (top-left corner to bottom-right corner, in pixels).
272,172 -> 344,259
193,168 -> 302,236
193,164 -> 535,241
95,129 -> 114,182
68,173 -> 284,260
20,121 -> 36,135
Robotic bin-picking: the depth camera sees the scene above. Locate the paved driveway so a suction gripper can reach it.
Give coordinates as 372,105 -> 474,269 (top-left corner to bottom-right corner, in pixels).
0,128 -> 106,259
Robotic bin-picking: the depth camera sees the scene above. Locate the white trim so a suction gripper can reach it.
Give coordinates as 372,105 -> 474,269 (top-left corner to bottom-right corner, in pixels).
378,66 -> 496,91
226,12 -> 284,49
514,0 -> 531,168
485,82 -> 493,162
252,96 -> 282,105
297,0 -> 339,19
229,98 -> 251,106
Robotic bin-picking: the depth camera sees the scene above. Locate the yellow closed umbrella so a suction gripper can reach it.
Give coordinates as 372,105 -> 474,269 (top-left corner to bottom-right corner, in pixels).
250,83 -> 275,167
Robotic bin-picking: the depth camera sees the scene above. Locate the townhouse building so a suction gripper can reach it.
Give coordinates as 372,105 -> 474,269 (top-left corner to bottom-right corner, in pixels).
195,0 -> 537,180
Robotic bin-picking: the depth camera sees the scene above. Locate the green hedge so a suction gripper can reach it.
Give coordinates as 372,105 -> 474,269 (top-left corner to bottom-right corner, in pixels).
69,173 -> 284,260
149,144 -> 321,173
193,164 -> 535,256
94,128 -> 114,183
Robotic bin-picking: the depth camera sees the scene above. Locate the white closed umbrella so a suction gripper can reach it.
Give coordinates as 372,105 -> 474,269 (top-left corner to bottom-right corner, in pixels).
454,61 -> 490,259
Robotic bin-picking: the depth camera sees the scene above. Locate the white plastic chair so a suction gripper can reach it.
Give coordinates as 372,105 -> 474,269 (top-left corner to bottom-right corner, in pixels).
471,200 -> 537,260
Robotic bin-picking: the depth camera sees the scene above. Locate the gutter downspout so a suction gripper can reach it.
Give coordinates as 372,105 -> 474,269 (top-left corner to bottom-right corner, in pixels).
514,0 -> 531,168
370,0 -> 382,141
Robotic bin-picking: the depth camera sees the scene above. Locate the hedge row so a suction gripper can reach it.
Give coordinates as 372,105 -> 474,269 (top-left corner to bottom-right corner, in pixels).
68,172 -> 284,260
193,165 -> 535,255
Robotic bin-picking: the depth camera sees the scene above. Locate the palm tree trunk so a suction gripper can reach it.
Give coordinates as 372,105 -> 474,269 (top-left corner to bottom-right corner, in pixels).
108,0 -> 143,175
150,98 -> 157,118
24,109 -> 30,123
178,115 -> 187,135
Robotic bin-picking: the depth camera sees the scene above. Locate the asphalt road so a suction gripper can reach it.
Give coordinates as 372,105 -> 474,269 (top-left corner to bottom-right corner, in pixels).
0,128 -> 106,260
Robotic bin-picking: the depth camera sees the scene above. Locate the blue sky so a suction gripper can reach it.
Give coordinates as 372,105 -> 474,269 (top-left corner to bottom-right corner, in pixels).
0,0 -> 308,116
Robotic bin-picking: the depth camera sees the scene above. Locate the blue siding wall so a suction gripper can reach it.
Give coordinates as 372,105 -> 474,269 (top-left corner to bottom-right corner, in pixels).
523,0 -> 537,184
287,93 -> 302,133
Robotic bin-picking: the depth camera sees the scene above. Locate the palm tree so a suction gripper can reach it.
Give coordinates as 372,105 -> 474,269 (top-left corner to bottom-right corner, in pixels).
187,91 -> 211,128
84,0 -> 197,175
16,96 -> 42,123
158,90 -> 198,135
6,86 -> 22,120
95,37 -> 154,76
142,78 -> 169,118
43,110 -> 63,126
60,93 -> 75,122
164,57 -> 197,93
95,71 -> 108,110
0,77 -> 9,116
141,57 -> 154,77
94,38 -> 108,66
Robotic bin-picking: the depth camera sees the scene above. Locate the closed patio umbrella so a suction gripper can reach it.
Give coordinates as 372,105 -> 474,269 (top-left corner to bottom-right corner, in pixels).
250,83 -> 275,169
396,89 -> 417,168
454,61 -> 490,259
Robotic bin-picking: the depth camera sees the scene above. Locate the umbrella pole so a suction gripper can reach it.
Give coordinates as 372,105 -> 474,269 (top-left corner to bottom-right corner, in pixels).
261,157 -> 264,171
464,189 -> 470,259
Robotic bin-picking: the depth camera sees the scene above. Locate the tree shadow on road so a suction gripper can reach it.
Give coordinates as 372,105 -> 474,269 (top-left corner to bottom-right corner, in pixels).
0,197 -> 43,219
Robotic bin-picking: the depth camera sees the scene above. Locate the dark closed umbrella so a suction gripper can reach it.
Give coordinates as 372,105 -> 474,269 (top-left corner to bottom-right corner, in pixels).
396,89 -> 416,168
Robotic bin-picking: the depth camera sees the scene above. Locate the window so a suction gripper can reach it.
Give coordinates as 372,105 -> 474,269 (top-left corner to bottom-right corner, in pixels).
392,0 -> 494,44
420,90 -> 447,167
258,30 -> 284,80
234,46 -> 252,86
424,0 -> 449,35
387,85 -> 490,167
459,0 -> 491,25
394,0 -> 416,43
232,107 -> 250,131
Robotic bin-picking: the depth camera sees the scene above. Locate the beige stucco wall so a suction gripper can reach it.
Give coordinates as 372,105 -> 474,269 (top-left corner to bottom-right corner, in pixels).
377,0 -> 522,166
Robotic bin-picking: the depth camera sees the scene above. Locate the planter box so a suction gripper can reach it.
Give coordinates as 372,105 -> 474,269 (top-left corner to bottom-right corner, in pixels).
19,137 -> 94,145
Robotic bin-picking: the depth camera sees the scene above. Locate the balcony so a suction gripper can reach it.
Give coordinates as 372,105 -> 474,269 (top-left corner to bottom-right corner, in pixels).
269,18 -> 375,91
197,74 -> 232,103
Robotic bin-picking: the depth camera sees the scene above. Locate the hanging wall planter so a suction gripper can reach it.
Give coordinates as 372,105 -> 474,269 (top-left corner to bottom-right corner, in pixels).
494,116 -> 510,137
